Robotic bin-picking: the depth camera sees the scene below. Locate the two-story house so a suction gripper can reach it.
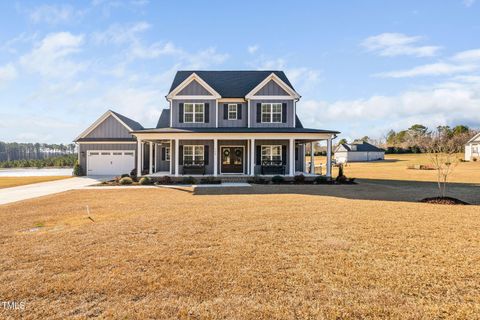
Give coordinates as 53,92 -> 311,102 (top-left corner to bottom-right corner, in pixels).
74,71 -> 339,178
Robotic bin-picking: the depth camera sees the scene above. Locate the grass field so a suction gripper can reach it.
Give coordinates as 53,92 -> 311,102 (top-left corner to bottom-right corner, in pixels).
1,186 -> 479,319
0,176 -> 70,189
313,153 -> 480,183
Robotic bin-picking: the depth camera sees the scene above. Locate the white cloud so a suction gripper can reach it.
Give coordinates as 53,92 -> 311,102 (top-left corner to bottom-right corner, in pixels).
248,45 -> 259,54
28,4 -> 83,24
463,0 -> 475,7
362,33 -> 441,57
376,62 -> 478,78
299,77 -> 480,140
92,21 -> 151,45
0,64 -> 18,84
452,48 -> 480,62
20,32 -> 86,78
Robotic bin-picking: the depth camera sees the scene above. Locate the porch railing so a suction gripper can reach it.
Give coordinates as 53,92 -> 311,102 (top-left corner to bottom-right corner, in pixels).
260,160 -> 285,175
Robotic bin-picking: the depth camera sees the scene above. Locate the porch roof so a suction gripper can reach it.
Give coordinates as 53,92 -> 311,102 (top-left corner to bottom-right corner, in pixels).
131,127 -> 340,134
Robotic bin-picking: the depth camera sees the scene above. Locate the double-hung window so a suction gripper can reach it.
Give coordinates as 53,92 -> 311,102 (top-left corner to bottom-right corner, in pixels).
261,145 -> 282,163
184,103 -> 204,123
261,103 -> 282,123
183,145 -> 204,164
228,104 -> 238,120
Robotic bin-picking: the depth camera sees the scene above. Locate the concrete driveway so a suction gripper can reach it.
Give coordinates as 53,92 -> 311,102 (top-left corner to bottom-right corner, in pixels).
0,176 -> 110,205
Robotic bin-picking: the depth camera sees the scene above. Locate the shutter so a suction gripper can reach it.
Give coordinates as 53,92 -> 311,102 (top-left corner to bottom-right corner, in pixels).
161,147 -> 166,161
179,103 -> 184,123
295,146 -> 298,161
204,145 -> 209,165
282,103 -> 287,123
282,145 -> 287,165
256,103 -> 261,123
204,103 -> 210,123
237,103 -> 242,119
179,145 -> 183,165
256,145 -> 261,165
223,104 -> 228,120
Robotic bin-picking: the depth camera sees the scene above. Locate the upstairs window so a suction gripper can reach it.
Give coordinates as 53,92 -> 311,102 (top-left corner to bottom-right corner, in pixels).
261,103 -> 282,123
228,104 -> 238,120
184,103 -> 204,123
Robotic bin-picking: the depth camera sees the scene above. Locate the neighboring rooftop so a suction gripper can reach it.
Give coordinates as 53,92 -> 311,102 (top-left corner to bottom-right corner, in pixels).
169,71 -> 295,98
339,141 -> 384,152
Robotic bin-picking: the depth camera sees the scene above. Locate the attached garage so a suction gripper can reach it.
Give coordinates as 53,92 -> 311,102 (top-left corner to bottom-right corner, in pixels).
74,110 -> 143,176
87,150 -> 135,176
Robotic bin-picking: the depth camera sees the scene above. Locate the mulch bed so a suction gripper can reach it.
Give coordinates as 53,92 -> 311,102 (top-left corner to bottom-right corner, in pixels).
420,197 -> 470,205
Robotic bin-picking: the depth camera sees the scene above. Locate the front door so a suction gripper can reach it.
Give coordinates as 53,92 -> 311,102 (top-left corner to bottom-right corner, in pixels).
221,146 -> 244,174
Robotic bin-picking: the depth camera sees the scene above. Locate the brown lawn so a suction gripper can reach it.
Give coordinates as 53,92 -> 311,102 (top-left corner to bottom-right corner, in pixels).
0,176 -> 71,189
312,153 -> 480,183
1,187 -> 479,319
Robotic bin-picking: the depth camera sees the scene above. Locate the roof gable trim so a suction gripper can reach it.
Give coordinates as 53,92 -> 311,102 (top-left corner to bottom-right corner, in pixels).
74,110 -> 134,141
466,132 -> 480,144
167,73 -> 221,99
245,72 -> 300,99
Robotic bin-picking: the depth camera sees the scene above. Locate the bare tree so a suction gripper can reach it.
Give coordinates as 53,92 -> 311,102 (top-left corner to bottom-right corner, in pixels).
423,131 -> 460,198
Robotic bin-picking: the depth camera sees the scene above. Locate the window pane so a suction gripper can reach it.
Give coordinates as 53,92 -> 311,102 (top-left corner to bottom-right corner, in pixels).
184,146 -> 193,155
195,104 -> 204,113
195,113 -> 204,122
262,104 -> 271,113
272,104 -> 282,112
184,103 -> 194,112
184,114 -> 193,122
262,113 -> 271,122
272,114 -> 281,122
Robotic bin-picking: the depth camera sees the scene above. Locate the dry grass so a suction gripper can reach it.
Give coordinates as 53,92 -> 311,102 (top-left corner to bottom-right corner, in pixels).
313,153 -> 480,183
0,176 -> 70,189
1,187 -> 479,319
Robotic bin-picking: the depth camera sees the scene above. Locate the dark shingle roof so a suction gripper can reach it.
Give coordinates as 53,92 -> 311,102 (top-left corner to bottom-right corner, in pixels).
76,138 -> 136,142
169,71 -> 295,98
110,110 -> 144,130
156,109 -> 170,128
341,141 -> 384,152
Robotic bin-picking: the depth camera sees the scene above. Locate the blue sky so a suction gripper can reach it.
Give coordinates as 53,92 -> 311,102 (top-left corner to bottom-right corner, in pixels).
1,0 -> 479,143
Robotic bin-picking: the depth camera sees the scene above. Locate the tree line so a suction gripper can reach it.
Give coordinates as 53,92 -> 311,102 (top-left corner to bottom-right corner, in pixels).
0,142 -> 77,168
338,124 -> 477,154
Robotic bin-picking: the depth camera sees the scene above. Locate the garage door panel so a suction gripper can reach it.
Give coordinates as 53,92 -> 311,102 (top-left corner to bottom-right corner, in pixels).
87,150 -> 135,175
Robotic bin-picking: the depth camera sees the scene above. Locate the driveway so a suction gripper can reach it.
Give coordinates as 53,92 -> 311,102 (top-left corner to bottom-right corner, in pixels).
0,176 -> 109,205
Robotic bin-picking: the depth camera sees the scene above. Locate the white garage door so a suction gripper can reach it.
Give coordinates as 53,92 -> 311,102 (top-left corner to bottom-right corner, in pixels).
87,150 -> 135,176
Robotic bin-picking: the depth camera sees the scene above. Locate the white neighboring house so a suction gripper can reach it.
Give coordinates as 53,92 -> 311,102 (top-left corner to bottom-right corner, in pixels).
334,141 -> 385,163
465,132 -> 480,161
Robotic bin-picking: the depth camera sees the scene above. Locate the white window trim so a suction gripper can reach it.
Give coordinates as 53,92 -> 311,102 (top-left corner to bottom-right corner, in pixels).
183,145 -> 205,163
261,145 -> 282,162
261,103 -> 282,123
165,147 -> 171,161
227,104 -> 238,120
184,103 -> 205,123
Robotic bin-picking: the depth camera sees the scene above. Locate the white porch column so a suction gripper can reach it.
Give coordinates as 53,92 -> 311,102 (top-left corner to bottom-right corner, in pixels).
310,142 -> 315,174
154,143 -> 157,173
137,139 -> 142,177
149,141 -> 153,174
213,138 -> 218,176
141,142 -> 144,171
326,137 -> 332,178
250,138 -> 255,176
303,144 -> 307,174
174,138 -> 179,177
289,138 -> 295,176
169,140 -> 173,174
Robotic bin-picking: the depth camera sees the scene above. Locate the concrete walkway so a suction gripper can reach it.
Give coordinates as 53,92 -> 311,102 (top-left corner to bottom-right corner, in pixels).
0,177 -> 109,205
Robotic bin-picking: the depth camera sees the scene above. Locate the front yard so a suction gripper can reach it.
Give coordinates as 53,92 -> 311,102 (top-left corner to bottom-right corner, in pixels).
1,186 -> 479,318
0,176 -> 71,189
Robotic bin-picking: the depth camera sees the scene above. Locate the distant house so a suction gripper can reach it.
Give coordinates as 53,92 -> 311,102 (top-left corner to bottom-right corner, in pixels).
334,141 -> 384,163
465,133 -> 480,161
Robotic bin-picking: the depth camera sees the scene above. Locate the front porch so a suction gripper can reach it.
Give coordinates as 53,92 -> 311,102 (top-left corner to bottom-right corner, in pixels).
135,134 -> 334,178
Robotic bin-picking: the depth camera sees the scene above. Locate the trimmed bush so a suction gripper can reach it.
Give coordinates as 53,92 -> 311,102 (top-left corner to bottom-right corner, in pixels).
156,176 -> 173,185
250,175 -> 267,184
200,177 -> 221,184
121,173 -> 130,178
314,176 -> 329,184
293,174 -> 306,184
182,176 -> 196,185
73,161 -> 83,176
271,175 -> 284,184
119,177 -> 133,185
139,177 -> 152,185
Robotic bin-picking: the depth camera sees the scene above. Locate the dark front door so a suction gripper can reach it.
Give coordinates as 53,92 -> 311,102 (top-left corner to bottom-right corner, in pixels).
221,146 -> 244,174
